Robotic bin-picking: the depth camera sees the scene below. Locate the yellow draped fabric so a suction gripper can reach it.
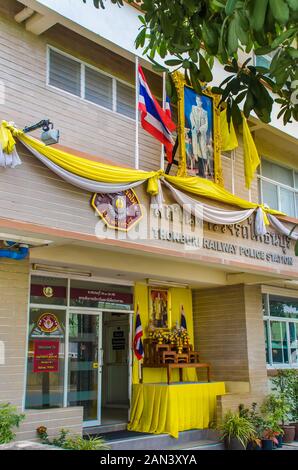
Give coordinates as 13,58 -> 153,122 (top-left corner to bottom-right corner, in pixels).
18,134 -> 161,196
220,111 -> 261,189
164,174 -> 282,216
133,283 -> 196,384
128,382 -> 226,438
242,116 -> 261,189
0,121 -> 18,154
220,109 -> 238,152
0,121 -> 282,219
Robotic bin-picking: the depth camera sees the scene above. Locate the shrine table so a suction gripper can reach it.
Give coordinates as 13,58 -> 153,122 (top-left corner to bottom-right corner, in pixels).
141,362 -> 210,384
127,382 -> 226,438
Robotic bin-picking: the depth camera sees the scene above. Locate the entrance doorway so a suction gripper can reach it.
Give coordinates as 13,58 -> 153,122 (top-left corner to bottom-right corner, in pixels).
67,310 -> 132,426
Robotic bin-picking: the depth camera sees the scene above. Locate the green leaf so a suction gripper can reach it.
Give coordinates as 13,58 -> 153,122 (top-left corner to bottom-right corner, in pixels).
250,0 -> 268,31
271,27 -> 297,49
231,99 -> 242,126
269,0 -> 290,25
148,57 -> 168,73
227,17 -> 238,54
235,89 -> 247,103
135,28 -> 146,49
286,0 -> 298,12
164,59 -> 183,66
254,46 -> 273,55
243,90 -> 254,117
189,63 -> 203,94
211,86 -> 223,95
295,240 -> 298,257
225,0 -> 238,16
199,53 -> 213,82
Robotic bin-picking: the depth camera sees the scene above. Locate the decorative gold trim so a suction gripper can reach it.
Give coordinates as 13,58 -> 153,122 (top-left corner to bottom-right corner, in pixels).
172,71 -> 223,186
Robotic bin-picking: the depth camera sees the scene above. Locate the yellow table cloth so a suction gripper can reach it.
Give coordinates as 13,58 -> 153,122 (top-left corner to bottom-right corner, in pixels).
127,382 -> 225,439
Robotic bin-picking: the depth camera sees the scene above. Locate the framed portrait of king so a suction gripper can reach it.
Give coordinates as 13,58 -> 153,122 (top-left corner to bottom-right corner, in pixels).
172,72 -> 223,185
148,287 -> 171,329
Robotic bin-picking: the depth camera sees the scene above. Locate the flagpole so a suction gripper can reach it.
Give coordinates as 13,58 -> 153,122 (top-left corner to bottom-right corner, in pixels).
135,55 -> 139,170
160,72 -> 166,170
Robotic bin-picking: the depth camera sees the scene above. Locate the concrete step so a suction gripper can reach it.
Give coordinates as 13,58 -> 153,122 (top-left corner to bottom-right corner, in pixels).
106,429 -> 223,451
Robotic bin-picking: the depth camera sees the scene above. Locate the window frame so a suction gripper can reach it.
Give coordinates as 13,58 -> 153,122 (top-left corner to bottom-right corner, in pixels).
258,157 -> 298,218
46,45 -> 135,121
263,293 -> 298,370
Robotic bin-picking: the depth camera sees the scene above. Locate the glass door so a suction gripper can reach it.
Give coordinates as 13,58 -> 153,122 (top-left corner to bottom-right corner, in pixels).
67,311 -> 102,425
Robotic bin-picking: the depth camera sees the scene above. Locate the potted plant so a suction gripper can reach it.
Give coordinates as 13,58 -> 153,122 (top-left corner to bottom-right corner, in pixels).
261,427 -> 279,451
218,410 -> 257,450
239,403 -> 263,450
261,393 -> 294,444
272,370 -> 298,441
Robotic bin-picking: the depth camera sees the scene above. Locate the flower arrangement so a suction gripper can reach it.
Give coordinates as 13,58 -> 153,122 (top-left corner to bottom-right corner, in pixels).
148,322 -> 190,350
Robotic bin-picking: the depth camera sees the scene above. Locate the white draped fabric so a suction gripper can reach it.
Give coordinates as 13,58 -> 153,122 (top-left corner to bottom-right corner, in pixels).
163,179 -> 256,224
4,140 -> 298,243
21,142 -> 146,193
267,214 -> 298,240
0,146 -> 22,168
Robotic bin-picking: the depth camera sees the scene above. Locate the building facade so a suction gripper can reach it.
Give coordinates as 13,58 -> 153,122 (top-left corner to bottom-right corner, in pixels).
0,0 -> 297,441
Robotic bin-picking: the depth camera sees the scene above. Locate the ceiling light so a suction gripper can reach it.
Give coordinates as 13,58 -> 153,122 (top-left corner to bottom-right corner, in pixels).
147,278 -> 189,288
32,264 -> 92,277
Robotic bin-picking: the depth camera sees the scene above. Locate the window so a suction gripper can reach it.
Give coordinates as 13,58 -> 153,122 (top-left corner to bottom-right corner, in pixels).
259,159 -> 298,218
263,294 -> 298,368
49,49 -> 81,96
48,47 -> 135,119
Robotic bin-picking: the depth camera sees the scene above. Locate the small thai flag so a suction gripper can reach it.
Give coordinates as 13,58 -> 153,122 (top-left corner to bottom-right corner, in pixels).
181,305 -> 187,330
133,307 -> 144,360
138,66 -> 176,163
165,95 -> 172,120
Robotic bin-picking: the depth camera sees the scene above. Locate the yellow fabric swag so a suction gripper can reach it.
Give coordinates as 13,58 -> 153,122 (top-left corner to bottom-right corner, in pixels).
1,120 -> 282,219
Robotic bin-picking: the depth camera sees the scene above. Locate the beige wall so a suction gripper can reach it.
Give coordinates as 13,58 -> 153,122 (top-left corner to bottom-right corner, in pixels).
0,257 -> 83,440
0,0 -> 280,201
193,284 -> 269,416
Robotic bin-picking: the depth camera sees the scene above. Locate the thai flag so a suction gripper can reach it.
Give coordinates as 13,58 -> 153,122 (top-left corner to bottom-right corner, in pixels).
138,66 -> 176,163
165,95 -> 172,120
181,305 -> 187,330
133,307 -> 144,360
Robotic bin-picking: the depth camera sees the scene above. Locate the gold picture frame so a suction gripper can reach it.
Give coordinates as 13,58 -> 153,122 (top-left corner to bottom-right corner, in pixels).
148,287 -> 171,330
172,71 -> 223,185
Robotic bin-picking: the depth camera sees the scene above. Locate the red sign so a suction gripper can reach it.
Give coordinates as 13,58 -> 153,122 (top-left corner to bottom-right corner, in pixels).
33,340 -> 59,373
70,288 -> 133,305
31,284 -> 66,299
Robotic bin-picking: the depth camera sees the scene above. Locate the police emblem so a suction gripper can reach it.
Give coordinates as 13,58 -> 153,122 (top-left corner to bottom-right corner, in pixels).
43,286 -> 54,298
92,189 -> 143,231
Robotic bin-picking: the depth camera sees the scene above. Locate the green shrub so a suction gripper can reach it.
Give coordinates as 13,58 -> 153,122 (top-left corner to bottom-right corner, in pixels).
0,403 -> 25,444
271,370 -> 298,422
36,426 -> 110,450
63,435 -> 110,450
218,410 -> 257,448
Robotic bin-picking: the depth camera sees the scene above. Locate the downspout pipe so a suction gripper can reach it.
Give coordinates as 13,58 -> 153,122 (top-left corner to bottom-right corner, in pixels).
0,243 -> 29,260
